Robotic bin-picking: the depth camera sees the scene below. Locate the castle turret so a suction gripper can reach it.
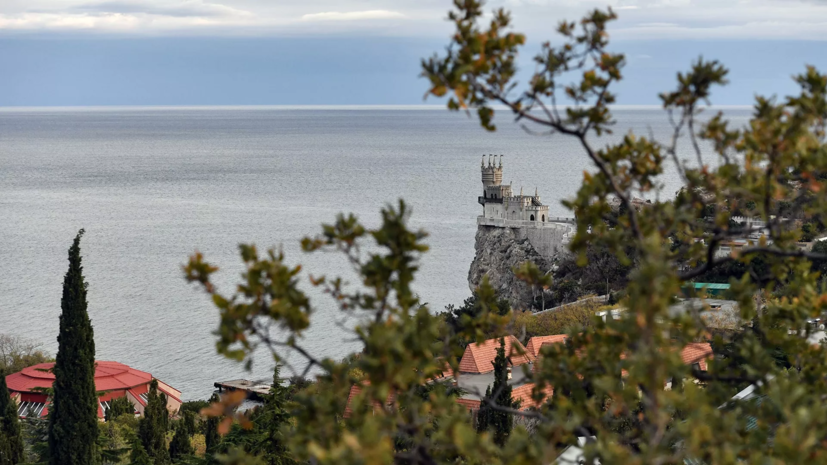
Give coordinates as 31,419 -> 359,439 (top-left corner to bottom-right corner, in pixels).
481,154 -> 503,187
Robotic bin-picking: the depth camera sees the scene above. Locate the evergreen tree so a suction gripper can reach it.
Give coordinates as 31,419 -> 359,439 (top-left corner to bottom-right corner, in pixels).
167,423 -> 192,463
128,439 -> 152,465
180,411 -> 196,437
475,385 -> 492,435
105,396 -> 135,422
0,370 -> 24,465
138,380 -> 170,464
475,339 -> 518,446
48,229 -> 99,465
252,365 -> 294,465
202,394 -> 220,454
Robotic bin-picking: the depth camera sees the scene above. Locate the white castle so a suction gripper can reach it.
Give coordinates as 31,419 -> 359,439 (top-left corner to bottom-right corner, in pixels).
476,154 -> 573,258
478,154 -> 550,223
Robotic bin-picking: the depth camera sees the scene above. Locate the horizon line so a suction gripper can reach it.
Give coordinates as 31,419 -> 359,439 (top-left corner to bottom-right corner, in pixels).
0,104 -> 755,112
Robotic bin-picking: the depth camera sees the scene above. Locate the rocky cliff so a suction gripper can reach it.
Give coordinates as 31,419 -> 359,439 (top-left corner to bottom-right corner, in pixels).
468,226 -> 555,309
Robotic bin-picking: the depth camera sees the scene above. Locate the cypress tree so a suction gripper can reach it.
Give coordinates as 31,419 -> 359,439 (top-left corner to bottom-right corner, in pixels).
168,422 -> 193,462
0,370 -> 25,465
203,394 -> 220,454
254,365 -> 294,465
138,380 -> 170,464
476,338 -> 518,446
48,229 -> 99,465
128,440 -> 152,465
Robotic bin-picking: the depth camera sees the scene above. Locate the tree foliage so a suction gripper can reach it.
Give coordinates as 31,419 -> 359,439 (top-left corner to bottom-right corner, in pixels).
139,380 -> 170,464
184,1 -> 827,463
48,229 -> 99,465
105,396 -> 136,422
476,339 -> 519,446
203,394 -> 221,455
251,365 -> 295,465
0,370 -> 25,465
0,335 -> 52,375
168,422 -> 193,463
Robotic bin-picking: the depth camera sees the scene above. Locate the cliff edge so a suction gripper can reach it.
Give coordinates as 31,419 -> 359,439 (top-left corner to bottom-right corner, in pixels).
468,225 -> 554,309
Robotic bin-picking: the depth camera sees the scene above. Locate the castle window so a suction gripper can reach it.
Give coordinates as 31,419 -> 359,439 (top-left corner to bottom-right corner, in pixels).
484,192 -> 488,198
542,215 -> 545,222
530,214 -> 535,221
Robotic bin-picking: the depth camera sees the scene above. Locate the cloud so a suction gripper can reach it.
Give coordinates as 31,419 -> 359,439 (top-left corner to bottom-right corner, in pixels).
300,10 -> 406,22
69,1 -> 250,18
1,0 -> 827,40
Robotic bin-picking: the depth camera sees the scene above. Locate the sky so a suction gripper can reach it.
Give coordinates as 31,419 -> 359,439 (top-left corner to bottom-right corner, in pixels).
1,0 -> 826,106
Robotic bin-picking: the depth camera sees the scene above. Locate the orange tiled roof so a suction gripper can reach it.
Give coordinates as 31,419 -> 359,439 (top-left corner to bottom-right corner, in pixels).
510,383 -> 554,410
680,342 -> 713,371
525,335 -> 568,358
458,336 -> 533,374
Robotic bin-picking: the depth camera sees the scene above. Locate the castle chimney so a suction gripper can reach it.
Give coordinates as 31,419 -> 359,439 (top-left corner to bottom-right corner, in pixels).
481,155 -> 485,167
488,154 -> 493,166
535,187 -> 538,197
499,155 -> 503,167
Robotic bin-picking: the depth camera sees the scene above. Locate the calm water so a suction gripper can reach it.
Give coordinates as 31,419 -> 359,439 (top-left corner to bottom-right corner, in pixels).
0,106 -> 749,399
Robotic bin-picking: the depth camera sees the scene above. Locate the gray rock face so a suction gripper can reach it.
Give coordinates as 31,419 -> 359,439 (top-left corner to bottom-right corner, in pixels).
468,226 -> 554,309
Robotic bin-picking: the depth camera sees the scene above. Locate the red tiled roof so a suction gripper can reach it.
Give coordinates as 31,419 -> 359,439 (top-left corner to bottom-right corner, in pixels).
510,383 -> 554,410
5,361 -> 180,418
6,361 -> 153,394
680,342 -> 713,371
525,335 -> 568,358
458,336 -> 533,374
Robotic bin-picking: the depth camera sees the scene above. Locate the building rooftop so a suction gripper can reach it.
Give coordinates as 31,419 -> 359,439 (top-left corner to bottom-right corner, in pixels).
458,336 -> 533,374
525,335 -> 568,358
7,361 -> 153,393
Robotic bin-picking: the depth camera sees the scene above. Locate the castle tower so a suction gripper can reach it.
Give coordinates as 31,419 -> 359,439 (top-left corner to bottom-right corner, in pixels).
481,154 -> 503,187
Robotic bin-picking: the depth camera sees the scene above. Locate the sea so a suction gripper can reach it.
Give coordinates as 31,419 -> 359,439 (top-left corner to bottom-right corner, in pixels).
0,106 -> 751,400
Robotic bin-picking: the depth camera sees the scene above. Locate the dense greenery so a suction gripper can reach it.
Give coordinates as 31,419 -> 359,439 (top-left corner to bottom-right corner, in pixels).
441,288 -> 511,352
203,394 -> 221,455
48,230 -> 99,465
0,370 -> 24,465
168,422 -> 193,462
139,380 -> 171,464
105,396 -> 136,422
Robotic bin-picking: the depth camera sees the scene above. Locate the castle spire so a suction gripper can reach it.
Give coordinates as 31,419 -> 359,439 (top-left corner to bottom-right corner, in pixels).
535,187 -> 538,197
499,155 -> 503,167
488,154 -> 493,166
520,186 -> 523,196
481,154 -> 485,167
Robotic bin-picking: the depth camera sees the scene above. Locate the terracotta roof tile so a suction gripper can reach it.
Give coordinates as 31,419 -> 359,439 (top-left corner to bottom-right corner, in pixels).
525,335 -> 568,358
510,383 -> 554,410
680,342 -> 713,371
458,336 -> 533,374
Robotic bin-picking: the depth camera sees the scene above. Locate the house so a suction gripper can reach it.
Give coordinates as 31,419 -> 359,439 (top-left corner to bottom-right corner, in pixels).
344,336 -> 713,418
5,361 -> 182,419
